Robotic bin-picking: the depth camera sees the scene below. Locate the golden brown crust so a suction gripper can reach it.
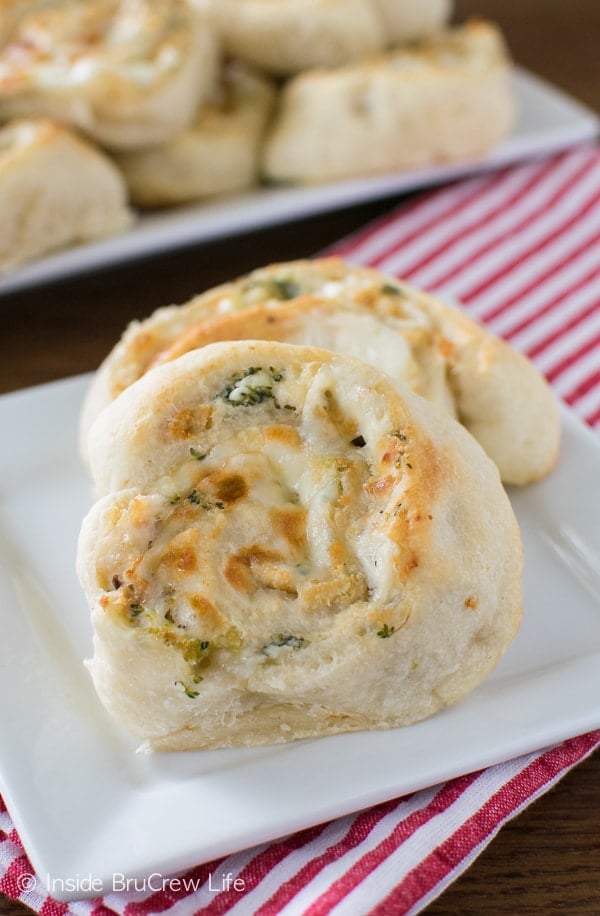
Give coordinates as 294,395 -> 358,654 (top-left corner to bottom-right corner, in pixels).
78,340 -> 523,751
0,0 -> 218,149
81,257 -> 560,485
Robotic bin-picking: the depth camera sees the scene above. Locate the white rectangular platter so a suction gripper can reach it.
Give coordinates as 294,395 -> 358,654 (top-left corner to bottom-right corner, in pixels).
0,374 -> 599,899
0,67 -> 597,298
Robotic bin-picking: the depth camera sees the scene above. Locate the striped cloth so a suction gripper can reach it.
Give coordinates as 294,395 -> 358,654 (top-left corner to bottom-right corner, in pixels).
331,145 -> 600,428
2,145 -> 600,915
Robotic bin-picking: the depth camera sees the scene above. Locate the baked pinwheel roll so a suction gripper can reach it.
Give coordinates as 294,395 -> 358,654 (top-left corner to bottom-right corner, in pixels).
81,258 -> 560,486
204,0 -> 451,75
79,340 -> 522,750
0,119 -> 131,271
0,0 -> 218,149
115,63 -> 275,208
262,21 -> 514,183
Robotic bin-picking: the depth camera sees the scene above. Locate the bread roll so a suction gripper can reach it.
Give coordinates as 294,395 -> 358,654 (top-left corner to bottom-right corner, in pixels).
373,0 -> 452,44
263,21 -> 515,183
81,258 -> 560,486
0,0 -> 218,149
0,119 -> 131,272
79,340 -> 522,750
115,62 -> 275,208
203,0 -> 451,75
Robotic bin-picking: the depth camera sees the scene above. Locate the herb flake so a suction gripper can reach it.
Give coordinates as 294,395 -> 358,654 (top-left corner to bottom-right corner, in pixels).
262,633 -> 309,657
270,278 -> 300,300
175,680 -> 200,699
219,366 -> 285,408
381,283 -> 403,297
187,489 -> 224,511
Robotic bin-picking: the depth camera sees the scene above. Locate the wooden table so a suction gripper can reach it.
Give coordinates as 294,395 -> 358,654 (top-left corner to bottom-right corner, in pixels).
1,1 -> 598,913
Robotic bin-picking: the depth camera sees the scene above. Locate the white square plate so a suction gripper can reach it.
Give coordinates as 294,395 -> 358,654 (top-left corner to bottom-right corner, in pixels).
0,67 -> 597,298
0,374 -> 599,900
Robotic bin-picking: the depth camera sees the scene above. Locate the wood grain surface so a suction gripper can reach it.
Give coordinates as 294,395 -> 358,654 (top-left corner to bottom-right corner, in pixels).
1,1 -> 598,913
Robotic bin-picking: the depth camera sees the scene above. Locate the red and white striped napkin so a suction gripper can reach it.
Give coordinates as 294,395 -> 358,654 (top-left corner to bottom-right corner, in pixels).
331,145 -> 600,428
2,145 -> 600,915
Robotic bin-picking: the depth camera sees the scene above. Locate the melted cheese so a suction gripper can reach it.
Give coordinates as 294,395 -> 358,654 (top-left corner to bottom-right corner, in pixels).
0,1 -> 188,88
93,344 -> 432,680
0,0 -> 216,149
